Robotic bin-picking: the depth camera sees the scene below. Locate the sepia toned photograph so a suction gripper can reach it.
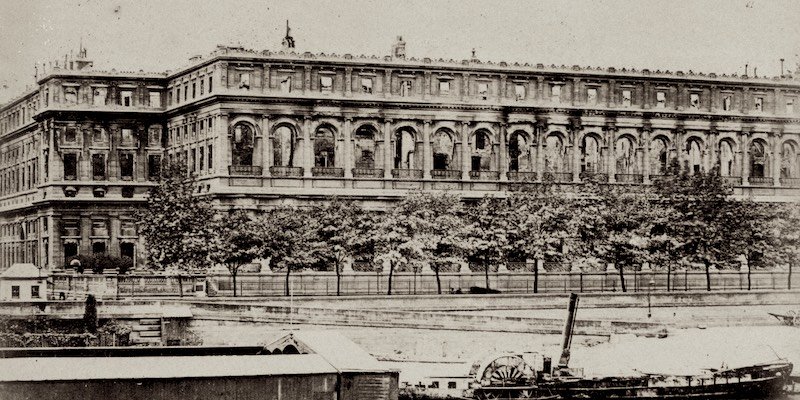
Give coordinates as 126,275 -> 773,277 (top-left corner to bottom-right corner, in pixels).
0,0 -> 798,399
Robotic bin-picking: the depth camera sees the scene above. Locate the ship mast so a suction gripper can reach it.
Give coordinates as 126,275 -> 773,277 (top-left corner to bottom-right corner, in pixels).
556,293 -> 580,373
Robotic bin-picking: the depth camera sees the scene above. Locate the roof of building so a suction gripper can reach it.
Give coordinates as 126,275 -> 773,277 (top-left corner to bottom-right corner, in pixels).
0,354 -> 336,382
265,330 -> 389,373
0,264 -> 44,279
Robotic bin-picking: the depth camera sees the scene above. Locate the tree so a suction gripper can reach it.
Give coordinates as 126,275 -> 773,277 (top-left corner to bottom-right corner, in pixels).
372,206 -> 416,295
653,162 -> 741,291
773,203 -> 800,289
137,161 -> 216,271
261,207 -> 320,296
83,294 -> 98,334
315,198 -> 361,296
465,196 -> 512,290
208,210 -> 263,297
727,200 -> 780,290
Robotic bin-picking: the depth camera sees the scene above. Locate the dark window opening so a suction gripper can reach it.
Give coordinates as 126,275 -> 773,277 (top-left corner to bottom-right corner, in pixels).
92,242 -> 106,254
63,154 -> 78,180
11,286 -> 19,299
63,243 -> 78,263
121,242 -> 135,260
232,123 -> 254,166
207,145 -> 213,169
471,156 -> 482,172
476,133 -> 487,150
65,128 -> 77,142
120,153 -> 134,180
91,154 -> 106,180
433,153 -> 449,170
148,155 -> 161,180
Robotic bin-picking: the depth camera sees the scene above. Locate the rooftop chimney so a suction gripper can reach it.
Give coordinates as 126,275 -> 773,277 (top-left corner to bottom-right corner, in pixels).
392,36 -> 406,59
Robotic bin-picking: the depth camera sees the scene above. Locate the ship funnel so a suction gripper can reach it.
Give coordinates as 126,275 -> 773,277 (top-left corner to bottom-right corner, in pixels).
557,293 -> 580,371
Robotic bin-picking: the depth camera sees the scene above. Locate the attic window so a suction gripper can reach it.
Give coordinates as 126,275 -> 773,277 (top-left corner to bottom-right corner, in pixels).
65,127 -> 77,142
622,90 -> 632,107
239,73 -> 251,89
63,87 -> 78,104
514,84 -> 525,101
689,93 -> 700,109
787,98 -> 795,114
361,78 -> 373,94
587,88 -> 597,105
754,97 -> 763,112
551,85 -> 562,102
121,90 -> 133,107
656,91 -> 666,108
722,95 -> 732,111
400,80 -> 413,97
439,80 -> 450,95
477,82 -> 489,100
281,76 -> 292,93
320,76 -> 333,92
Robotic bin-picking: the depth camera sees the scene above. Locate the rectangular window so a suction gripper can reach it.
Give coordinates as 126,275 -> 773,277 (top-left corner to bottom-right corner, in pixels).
63,154 -> 77,180
148,155 -> 161,180
239,73 -> 251,89
200,79 -> 205,95
91,154 -> 106,180
208,145 -> 213,169
477,82 -> 489,100
192,82 -> 196,98
515,84 -> 525,101
320,76 -> 333,92
190,148 -> 196,173
361,78 -> 373,94
121,90 -> 133,107
281,76 -> 293,93
787,98 -> 795,114
93,87 -> 107,106
439,80 -> 450,95
754,97 -> 763,112
65,127 -> 77,142
149,91 -> 161,107
91,220 -> 108,236
121,128 -> 134,145
690,93 -> 700,109
31,286 -> 39,299
120,153 -> 134,180
656,91 -> 667,108
199,147 -> 205,171
121,220 -> 137,237
400,80 -> 413,97
208,76 -> 213,92
11,286 -> 19,299
622,89 -> 632,107
92,128 -> 105,143
551,85 -> 562,102
176,88 -> 181,103
63,87 -> 78,104
722,95 -> 732,111
587,88 -> 598,105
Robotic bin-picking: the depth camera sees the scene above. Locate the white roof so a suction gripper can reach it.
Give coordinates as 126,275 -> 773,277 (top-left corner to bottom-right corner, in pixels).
0,264 -> 43,279
0,354 -> 336,382
278,331 -> 389,372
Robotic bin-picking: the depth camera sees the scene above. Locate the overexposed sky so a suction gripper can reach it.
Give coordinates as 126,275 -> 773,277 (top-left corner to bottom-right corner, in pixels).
1,0 -> 799,103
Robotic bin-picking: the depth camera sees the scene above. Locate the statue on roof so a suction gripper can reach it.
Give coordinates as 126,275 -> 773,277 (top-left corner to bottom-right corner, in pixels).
282,20 -> 295,50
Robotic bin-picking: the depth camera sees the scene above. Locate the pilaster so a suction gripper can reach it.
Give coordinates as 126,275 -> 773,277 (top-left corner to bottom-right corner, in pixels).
302,117 -> 313,178
383,119 -> 393,179
343,117 -> 353,178
261,116 -> 271,177
499,123 -> 508,181
461,121 -> 470,180
422,120 -> 432,179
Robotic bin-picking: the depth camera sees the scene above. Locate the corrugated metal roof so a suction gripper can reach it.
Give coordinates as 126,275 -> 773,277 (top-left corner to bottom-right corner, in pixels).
0,263 -> 43,279
0,354 -> 336,382
289,331 -> 391,373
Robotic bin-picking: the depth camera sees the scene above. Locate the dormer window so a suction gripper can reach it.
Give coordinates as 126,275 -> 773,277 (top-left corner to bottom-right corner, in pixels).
586,88 -> 597,105
477,82 -> 489,100
754,97 -> 764,112
400,80 -> 412,97
514,84 -> 525,101
238,73 -> 251,90
656,91 -> 666,108
689,93 -> 700,109
551,85 -> 562,103
621,90 -> 632,107
320,76 -> 333,93
120,90 -> 133,107
92,87 -> 107,106
361,78 -> 373,94
439,80 -> 451,95
722,95 -> 732,111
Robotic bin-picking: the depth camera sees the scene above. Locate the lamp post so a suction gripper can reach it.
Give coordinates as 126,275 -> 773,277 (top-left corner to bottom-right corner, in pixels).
647,278 -> 655,318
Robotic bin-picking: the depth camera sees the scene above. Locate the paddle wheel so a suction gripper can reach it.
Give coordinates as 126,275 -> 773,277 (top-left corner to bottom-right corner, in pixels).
472,354 -> 538,399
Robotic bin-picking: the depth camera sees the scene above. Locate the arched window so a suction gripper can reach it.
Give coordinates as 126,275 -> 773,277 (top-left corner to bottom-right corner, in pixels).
580,135 -> 601,174
545,134 -> 566,173
432,129 -> 455,170
781,141 -> 798,178
616,136 -> 635,174
508,131 -> 529,172
354,125 -> 377,169
650,137 -> 669,174
232,122 -> 254,166
718,140 -> 735,176
394,128 -> 416,169
686,139 -> 703,173
272,125 -> 296,167
749,139 -> 769,178
314,126 -> 336,168
471,129 -> 492,172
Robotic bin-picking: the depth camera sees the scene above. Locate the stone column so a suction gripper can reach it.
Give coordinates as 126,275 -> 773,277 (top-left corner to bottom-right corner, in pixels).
607,126 -> 617,183
79,215 -> 91,256
344,68 -> 353,98
302,117 -> 313,178
383,119 -> 393,179
499,123 -> 508,181
536,77 -> 544,103
642,127 -> 652,184
460,73 -> 470,102
571,128 -> 581,183
217,114 -> 230,175
708,130 -> 718,171
422,120 -> 432,179
773,131 -> 782,186
536,123 -> 545,181
608,79 -> 616,107
572,78 -> 581,107
741,131 -> 750,185
461,121 -> 470,180
260,116 -> 271,177
303,66 -> 312,95
674,128 -> 685,170
109,214 -> 120,257
343,117 -> 353,179
384,69 -> 393,99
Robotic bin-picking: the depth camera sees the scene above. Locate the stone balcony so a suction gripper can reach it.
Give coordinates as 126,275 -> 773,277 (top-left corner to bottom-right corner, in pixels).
269,166 -> 303,177
431,169 -> 462,180
614,173 -> 643,184
392,169 -> 424,179
780,177 -> 800,188
312,167 -> 344,177
542,172 -> 573,182
229,165 -> 263,176
580,172 -> 609,183
352,167 -> 384,178
469,170 -> 500,180
748,176 -> 773,186
506,171 -> 538,182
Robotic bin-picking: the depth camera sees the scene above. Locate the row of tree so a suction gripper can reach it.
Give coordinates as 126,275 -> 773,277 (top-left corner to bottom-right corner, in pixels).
137,161 -> 800,296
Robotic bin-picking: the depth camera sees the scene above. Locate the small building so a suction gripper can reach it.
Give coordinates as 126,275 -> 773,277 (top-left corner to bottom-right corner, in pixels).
0,264 -> 47,302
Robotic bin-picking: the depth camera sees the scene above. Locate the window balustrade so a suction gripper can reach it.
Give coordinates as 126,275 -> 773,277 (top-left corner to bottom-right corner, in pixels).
542,172 -> 573,182
614,173 -> 643,184
431,169 -> 462,179
269,166 -> 303,177
748,176 -> 773,186
228,165 -> 263,176
580,172 -> 609,183
468,170 -> 500,180
506,171 -> 537,181
391,168 -> 423,179
779,177 -> 800,187
312,167 -> 344,177
352,167 -> 384,178
722,176 -> 742,186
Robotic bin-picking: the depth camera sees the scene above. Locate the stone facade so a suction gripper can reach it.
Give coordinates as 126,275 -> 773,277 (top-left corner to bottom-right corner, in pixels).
1,43 -> 799,271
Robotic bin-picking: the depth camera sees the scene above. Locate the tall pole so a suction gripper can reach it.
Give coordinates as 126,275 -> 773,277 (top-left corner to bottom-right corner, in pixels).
647,278 -> 654,318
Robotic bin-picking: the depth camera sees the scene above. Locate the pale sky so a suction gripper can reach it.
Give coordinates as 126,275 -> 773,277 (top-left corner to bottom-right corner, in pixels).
1,0 -> 799,103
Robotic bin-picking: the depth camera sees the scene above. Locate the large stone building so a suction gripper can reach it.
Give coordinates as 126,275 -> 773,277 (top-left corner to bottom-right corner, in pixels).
1,34 -> 799,271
